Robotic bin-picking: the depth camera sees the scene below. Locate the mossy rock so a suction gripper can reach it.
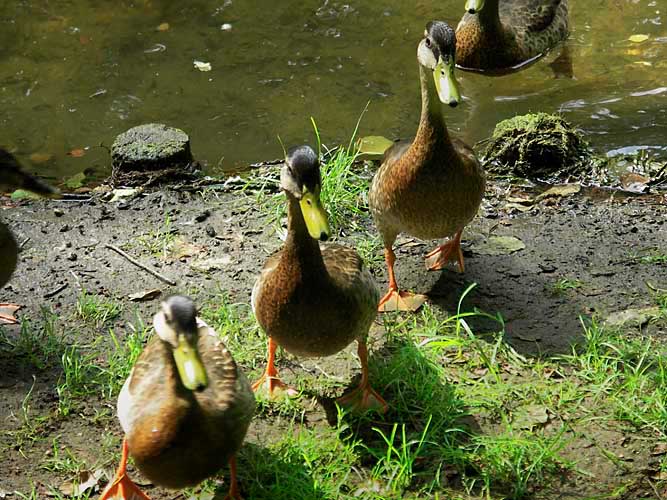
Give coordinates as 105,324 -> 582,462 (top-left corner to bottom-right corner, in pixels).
483,113 -> 604,182
110,123 -> 199,186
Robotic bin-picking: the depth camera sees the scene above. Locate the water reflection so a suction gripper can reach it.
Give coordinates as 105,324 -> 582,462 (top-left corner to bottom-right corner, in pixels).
0,0 -> 664,181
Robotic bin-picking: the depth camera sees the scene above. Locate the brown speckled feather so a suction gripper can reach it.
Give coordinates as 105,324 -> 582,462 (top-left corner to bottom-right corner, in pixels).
252,202 -> 379,358
456,0 -> 568,71
121,321 -> 255,489
369,68 -> 485,250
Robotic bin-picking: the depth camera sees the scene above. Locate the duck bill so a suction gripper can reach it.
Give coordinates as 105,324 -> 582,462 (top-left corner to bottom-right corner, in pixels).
299,188 -> 331,241
433,57 -> 460,107
173,334 -> 208,391
465,0 -> 485,13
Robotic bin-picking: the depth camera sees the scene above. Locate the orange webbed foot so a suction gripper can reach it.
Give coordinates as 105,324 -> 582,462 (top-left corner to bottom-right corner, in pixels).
99,440 -> 150,500
378,289 -> 427,312
251,372 -> 298,399
337,383 -> 388,414
99,474 -> 151,500
424,232 -> 465,272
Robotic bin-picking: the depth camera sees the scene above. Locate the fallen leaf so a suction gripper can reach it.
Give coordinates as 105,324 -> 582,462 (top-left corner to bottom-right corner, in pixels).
10,189 -> 41,201
536,183 -> 581,201
628,34 -> 649,43
108,187 -> 142,202
514,404 -> 549,430
171,239 -> 206,260
157,22 -> 170,31
64,171 -> 87,189
190,255 -> 233,272
356,136 -> 395,157
59,469 -> 104,496
652,443 -> 667,456
0,303 -> 20,324
29,152 -> 53,164
651,471 -> 667,481
67,148 -> 86,158
604,307 -> 661,328
128,289 -> 162,302
471,235 -> 525,256
504,202 -> 534,213
619,172 -> 650,193
194,60 -> 212,72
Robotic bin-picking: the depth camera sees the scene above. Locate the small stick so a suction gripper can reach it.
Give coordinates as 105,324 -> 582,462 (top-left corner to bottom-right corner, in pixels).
105,244 -> 177,286
44,282 -> 68,298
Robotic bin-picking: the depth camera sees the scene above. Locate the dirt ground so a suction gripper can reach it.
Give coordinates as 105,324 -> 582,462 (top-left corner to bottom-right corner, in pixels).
1,173 -> 666,499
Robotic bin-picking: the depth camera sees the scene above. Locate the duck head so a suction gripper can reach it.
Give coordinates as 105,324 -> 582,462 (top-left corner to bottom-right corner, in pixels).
280,145 -> 331,242
417,21 -> 460,107
154,295 -> 208,392
465,0 -> 485,14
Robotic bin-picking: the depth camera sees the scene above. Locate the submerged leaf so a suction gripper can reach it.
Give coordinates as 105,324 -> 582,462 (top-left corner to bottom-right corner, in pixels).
471,235 -> 526,256
65,171 -> 87,189
628,34 -> 649,43
356,136 -> 394,156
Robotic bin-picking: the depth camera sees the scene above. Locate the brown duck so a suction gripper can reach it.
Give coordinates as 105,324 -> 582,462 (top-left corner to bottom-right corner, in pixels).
99,296 -> 255,500
456,0 -> 569,73
251,145 -> 386,413
369,21 -> 485,312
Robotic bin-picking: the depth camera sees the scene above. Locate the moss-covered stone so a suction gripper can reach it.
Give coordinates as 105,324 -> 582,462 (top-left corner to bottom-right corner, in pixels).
483,113 -> 603,182
110,123 -> 198,186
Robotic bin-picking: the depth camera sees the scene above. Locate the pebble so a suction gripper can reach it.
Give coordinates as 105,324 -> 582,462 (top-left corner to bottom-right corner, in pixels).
195,210 -> 211,222
206,225 -> 216,237
67,253 -> 77,261
54,208 -> 65,217
59,224 -> 71,232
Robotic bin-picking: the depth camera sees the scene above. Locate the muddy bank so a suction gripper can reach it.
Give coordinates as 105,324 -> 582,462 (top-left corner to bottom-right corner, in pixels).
0,174 -> 666,498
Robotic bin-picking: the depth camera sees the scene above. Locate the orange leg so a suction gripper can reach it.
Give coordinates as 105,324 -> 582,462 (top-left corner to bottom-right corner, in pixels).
224,455 -> 242,500
424,230 -> 465,272
251,338 -> 297,397
99,439 -> 150,500
337,341 -> 388,413
377,247 -> 427,312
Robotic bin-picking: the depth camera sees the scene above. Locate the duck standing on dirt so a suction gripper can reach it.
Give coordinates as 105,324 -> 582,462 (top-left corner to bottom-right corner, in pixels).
1,149 -> 59,322
100,296 -> 255,500
455,0 -> 569,72
369,21 -> 485,312
251,145 -> 387,413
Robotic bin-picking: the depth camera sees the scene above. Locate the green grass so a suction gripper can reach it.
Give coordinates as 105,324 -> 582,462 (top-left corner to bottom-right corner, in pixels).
76,290 -> 123,328
550,278 -> 583,296
136,212 -> 177,258
252,115 -> 372,237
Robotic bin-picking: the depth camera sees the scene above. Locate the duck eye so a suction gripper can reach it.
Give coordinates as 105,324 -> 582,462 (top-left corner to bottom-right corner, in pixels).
425,38 -> 432,48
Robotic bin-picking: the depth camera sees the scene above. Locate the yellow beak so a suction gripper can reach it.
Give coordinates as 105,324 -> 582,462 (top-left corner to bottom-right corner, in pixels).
173,334 -> 208,391
299,188 -> 331,241
434,56 -> 461,107
465,0 -> 485,13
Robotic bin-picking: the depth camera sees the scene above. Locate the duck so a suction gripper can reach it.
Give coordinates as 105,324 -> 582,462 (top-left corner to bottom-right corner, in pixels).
455,0 -> 569,73
251,145 -> 386,413
99,295 -> 255,500
1,148 -> 59,323
369,21 -> 486,312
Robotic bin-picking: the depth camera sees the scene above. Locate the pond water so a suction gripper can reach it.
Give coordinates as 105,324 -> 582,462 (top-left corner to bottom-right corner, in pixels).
1,0 -> 665,183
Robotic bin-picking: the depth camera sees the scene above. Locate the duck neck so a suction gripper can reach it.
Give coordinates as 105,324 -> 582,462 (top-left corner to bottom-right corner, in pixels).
477,0 -> 502,32
415,64 -> 451,151
283,193 -> 326,273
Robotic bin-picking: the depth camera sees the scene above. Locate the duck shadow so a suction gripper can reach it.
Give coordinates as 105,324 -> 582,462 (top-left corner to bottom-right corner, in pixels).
426,258 -> 588,357
318,334 -> 481,491
230,442 -> 322,500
